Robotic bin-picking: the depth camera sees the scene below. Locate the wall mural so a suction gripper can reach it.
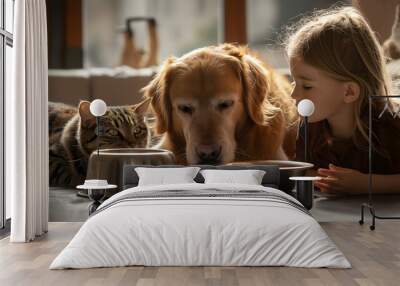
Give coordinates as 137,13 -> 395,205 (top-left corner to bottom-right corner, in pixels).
48,2 -> 400,201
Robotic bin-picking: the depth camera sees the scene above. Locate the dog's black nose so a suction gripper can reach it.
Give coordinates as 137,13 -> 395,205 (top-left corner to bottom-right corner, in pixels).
196,145 -> 222,164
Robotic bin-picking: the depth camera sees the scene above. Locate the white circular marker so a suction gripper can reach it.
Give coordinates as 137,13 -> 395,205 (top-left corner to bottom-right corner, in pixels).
297,99 -> 315,117
90,99 -> 107,117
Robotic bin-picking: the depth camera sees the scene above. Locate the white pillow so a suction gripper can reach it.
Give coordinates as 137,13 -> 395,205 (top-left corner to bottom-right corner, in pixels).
200,169 -> 266,185
135,167 -> 201,186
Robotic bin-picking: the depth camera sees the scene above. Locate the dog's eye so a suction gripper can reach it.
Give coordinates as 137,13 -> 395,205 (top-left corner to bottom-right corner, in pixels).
178,105 -> 194,115
217,100 -> 234,111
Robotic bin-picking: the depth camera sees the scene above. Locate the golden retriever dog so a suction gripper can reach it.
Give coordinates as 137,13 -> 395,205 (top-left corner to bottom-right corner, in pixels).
143,43 -> 298,165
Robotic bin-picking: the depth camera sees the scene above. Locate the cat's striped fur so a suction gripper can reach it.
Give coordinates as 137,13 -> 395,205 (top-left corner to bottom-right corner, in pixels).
49,100 -> 150,187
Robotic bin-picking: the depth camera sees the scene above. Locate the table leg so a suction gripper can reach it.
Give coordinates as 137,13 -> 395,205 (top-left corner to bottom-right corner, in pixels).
89,201 -> 101,215
296,181 -> 314,210
87,189 -> 106,215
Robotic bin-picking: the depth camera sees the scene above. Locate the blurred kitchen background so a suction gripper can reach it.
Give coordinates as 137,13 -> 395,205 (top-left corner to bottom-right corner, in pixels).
47,0 -> 368,70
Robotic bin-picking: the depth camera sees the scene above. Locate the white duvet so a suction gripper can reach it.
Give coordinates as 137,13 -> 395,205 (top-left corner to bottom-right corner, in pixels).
50,183 -> 351,269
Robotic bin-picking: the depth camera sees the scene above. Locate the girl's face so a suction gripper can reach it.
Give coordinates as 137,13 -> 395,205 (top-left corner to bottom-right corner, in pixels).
289,57 -> 348,123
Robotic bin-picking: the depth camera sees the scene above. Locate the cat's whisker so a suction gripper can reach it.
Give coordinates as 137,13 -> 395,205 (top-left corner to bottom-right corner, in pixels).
172,150 -> 187,158
66,159 -> 83,163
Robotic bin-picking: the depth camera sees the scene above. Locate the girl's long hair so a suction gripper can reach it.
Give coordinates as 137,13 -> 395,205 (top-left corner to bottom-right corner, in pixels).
285,6 -> 395,155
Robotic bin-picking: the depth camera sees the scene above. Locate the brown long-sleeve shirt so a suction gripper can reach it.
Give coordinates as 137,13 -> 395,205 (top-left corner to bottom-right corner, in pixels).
296,112 -> 400,174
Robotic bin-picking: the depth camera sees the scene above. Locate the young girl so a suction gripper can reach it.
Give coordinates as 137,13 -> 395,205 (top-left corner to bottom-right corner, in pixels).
285,6 -> 400,194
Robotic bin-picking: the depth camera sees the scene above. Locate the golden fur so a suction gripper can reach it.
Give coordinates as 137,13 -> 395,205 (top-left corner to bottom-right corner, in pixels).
143,44 -> 298,164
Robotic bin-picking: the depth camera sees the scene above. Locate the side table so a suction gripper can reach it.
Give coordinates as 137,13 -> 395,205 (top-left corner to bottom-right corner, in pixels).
77,184 -> 117,215
289,176 -> 321,210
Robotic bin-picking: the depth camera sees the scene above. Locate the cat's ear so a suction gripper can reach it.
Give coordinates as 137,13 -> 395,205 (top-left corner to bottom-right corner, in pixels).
132,99 -> 151,116
78,101 -> 96,127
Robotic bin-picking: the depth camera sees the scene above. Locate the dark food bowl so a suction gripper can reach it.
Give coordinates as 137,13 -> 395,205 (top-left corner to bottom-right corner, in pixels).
227,160 -> 314,192
98,148 -> 174,155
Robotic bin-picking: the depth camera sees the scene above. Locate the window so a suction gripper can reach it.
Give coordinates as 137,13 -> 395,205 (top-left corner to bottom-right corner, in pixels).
246,0 -> 345,69
1,0 -> 14,231
83,0 -> 221,68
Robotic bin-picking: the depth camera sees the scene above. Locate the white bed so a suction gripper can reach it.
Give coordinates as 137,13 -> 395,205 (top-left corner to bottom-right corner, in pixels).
50,183 -> 351,269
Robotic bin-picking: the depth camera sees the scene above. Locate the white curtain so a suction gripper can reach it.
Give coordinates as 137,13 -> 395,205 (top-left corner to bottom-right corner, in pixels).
7,0 -> 49,242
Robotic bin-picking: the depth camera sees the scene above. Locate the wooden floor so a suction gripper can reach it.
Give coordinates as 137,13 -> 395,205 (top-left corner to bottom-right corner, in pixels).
0,222 -> 399,286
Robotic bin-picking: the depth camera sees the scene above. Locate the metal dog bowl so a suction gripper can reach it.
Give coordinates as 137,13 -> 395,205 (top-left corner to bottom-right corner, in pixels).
226,160 -> 314,192
82,148 -> 176,198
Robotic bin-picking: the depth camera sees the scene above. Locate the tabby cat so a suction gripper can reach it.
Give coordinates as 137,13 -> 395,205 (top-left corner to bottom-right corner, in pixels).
49,100 -> 150,187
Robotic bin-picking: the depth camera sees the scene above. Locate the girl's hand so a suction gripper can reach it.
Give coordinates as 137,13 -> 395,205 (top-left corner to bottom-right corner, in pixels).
315,164 -> 368,194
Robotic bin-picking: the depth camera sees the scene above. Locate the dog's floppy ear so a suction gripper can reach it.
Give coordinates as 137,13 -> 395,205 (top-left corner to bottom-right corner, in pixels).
240,54 -> 270,125
237,53 -> 282,126
217,44 -> 269,125
142,57 -> 175,134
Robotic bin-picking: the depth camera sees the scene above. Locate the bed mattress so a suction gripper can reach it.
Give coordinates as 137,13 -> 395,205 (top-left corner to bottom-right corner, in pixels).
50,183 -> 350,269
